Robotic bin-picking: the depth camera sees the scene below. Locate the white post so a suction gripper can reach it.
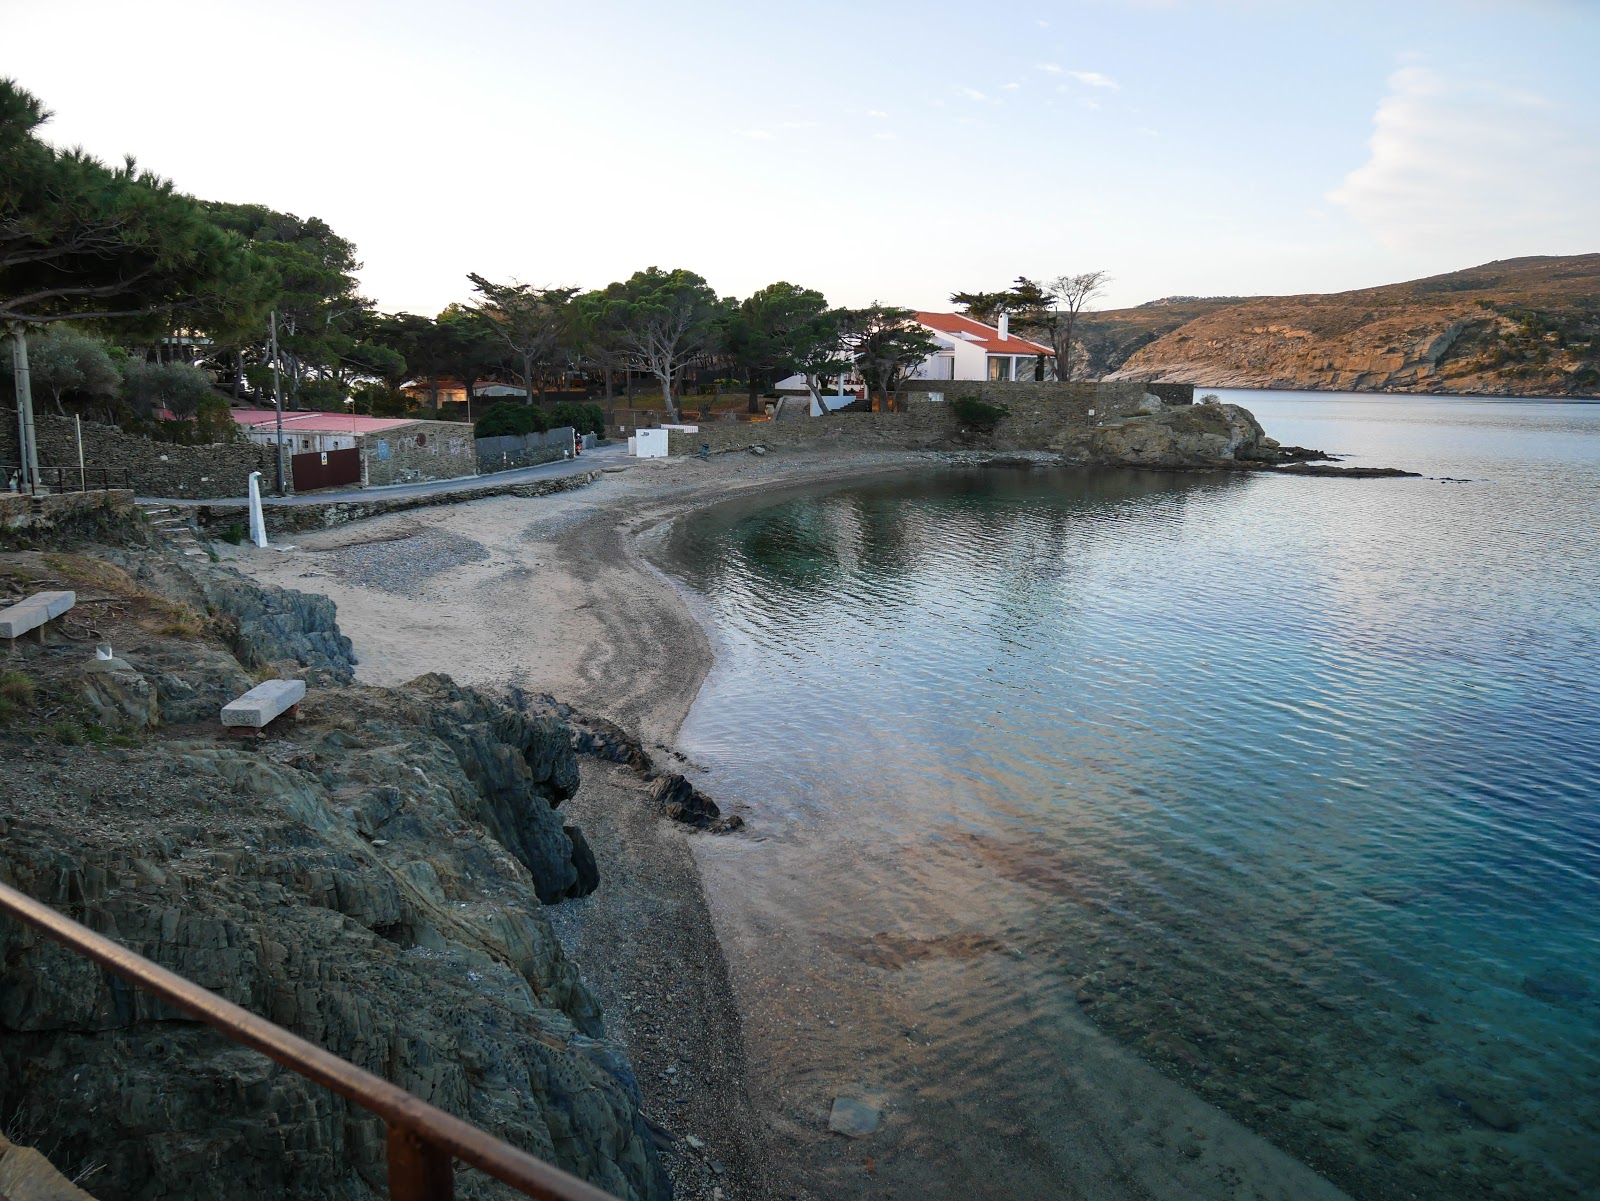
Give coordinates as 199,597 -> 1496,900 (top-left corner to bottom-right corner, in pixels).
247,471 -> 269,548
75,415 -> 84,491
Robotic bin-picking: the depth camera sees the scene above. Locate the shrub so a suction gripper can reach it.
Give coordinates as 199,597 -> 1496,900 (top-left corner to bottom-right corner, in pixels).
194,395 -> 241,444
0,671 -> 36,706
51,720 -> 84,745
950,396 -> 1010,434
475,402 -> 549,438
547,401 -> 606,436
0,697 -> 12,725
220,522 -> 245,545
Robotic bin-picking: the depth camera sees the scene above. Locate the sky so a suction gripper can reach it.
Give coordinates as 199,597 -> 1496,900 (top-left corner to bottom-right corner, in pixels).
5,0 -> 1598,316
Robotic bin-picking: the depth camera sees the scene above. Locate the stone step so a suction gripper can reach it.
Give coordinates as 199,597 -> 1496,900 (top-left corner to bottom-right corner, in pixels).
182,549 -> 209,558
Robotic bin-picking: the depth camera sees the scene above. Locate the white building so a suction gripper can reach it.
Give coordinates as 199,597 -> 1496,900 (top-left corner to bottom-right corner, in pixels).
908,312 -> 1056,382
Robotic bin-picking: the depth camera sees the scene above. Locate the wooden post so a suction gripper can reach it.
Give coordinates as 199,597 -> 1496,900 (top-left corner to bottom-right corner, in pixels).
386,1126 -> 454,1201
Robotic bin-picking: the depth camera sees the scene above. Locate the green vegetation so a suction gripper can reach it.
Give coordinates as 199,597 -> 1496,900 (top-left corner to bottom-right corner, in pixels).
951,396 -> 1010,433
475,401 -> 605,439
0,671 -> 37,707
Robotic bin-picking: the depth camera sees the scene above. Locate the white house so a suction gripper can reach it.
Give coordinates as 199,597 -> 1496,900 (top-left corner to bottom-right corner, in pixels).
229,408 -> 418,454
907,312 -> 1056,382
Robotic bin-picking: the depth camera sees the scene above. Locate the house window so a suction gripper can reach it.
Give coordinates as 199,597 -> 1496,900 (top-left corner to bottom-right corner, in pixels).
987,357 -> 1007,381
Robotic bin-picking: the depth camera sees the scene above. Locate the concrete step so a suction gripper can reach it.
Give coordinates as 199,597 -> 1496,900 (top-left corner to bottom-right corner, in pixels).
182,549 -> 209,558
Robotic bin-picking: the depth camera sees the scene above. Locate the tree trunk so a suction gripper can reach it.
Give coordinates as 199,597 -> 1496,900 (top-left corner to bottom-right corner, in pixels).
747,374 -> 761,415
233,349 -> 245,399
660,372 -> 678,422
429,372 -> 439,414
522,353 -> 535,404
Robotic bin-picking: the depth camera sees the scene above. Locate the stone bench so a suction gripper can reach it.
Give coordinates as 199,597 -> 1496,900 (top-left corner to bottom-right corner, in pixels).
0,591 -> 75,642
221,679 -> 306,730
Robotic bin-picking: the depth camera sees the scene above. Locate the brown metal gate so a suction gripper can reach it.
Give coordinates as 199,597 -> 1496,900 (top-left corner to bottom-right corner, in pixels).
291,447 -> 361,492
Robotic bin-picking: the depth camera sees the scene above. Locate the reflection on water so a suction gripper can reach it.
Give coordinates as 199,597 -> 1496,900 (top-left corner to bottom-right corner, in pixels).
669,393 -> 1600,1201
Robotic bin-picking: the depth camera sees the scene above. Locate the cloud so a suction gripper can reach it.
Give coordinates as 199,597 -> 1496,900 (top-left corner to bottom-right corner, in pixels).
780,120 -> 820,129
1000,82 -> 1021,91
960,87 -> 987,101
873,131 -> 896,140
868,109 -> 888,118
1036,62 -> 1062,74
1066,70 -> 1119,89
1330,65 -> 1600,252
733,128 -> 773,139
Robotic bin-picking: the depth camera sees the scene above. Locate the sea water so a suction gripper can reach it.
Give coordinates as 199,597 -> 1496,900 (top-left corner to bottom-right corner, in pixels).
667,391 -> 1600,1200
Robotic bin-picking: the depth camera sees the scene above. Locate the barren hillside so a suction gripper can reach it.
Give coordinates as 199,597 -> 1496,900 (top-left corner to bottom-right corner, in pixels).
1085,255 -> 1600,396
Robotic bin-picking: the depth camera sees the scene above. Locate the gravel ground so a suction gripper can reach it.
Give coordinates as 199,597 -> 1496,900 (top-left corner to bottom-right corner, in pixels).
319,526 -> 491,593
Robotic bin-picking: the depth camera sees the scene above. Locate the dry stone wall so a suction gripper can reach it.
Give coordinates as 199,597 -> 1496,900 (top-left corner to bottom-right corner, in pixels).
666,381 -> 1180,457
14,412 -> 278,499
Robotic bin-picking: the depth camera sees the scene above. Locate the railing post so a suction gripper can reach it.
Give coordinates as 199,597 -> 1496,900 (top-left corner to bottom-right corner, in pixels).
387,1125 -> 454,1201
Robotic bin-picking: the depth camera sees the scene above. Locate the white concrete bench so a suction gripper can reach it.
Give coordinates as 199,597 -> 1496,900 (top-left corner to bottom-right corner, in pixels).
221,679 -> 306,730
0,591 -> 75,642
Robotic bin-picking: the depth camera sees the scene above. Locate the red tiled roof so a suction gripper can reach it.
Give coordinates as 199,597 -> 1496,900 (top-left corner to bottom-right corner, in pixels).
228,408 -> 418,434
915,311 -> 1055,356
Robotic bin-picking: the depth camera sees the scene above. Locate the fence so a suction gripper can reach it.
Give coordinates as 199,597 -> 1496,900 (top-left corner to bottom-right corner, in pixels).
476,427 -> 575,474
2,464 -> 132,495
0,880 -> 617,1201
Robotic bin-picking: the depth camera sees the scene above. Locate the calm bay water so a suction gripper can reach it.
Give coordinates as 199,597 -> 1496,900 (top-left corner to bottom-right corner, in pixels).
668,391 -> 1600,1200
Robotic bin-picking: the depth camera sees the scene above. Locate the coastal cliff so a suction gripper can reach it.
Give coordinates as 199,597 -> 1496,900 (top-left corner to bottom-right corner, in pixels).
0,532 -> 670,1199
1083,254 -> 1600,396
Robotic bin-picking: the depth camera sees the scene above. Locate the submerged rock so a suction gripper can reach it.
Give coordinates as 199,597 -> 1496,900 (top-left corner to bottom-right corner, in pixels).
1522,969 -> 1589,1004
827,1097 -> 883,1139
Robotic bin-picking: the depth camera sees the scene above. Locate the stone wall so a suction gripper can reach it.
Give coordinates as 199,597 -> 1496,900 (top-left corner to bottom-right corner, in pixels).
16,412 -> 277,499
0,488 -> 134,530
666,381 -> 1164,458
360,419 -> 477,487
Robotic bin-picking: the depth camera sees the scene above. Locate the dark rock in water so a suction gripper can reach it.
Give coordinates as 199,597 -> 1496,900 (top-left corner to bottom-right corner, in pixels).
1267,462 -> 1421,478
1522,969 -> 1589,1004
650,773 -> 721,828
1436,1084 -> 1522,1132
567,707 -> 657,775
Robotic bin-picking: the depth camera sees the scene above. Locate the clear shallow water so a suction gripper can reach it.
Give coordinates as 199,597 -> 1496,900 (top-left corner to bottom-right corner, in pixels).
669,391 -> 1600,1200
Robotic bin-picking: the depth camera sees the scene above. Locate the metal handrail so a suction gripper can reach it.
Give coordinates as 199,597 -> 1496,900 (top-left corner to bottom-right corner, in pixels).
0,880 -> 619,1201
0,465 -> 132,495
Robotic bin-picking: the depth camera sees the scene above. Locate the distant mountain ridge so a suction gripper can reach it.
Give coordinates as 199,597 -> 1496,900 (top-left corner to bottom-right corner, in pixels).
1072,255 -> 1600,396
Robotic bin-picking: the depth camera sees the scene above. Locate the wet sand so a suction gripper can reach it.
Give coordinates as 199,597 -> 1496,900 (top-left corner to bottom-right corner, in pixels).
228,448 -> 1352,1201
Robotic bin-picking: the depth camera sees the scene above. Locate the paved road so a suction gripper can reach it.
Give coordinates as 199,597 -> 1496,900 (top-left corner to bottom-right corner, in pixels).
139,443 -> 631,506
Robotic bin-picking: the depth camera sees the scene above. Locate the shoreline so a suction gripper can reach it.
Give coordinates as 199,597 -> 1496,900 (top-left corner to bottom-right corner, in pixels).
226,447 -> 1353,1200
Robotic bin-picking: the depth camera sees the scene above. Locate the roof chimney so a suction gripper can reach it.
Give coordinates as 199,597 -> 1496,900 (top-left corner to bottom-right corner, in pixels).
998,313 -> 1010,341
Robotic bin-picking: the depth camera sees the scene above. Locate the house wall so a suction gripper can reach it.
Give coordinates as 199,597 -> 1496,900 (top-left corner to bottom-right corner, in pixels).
359,419 -> 478,486
6,411 -> 280,498
666,381 -> 1160,457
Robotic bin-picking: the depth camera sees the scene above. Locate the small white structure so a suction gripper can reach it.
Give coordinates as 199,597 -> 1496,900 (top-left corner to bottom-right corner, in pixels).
247,471 -> 269,548
659,423 -> 699,434
633,429 -> 669,459
0,590 -> 75,642
221,678 -> 306,729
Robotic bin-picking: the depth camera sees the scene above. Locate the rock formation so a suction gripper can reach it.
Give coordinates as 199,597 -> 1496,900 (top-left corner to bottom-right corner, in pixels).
1081,254 -> 1600,396
0,548 -> 670,1200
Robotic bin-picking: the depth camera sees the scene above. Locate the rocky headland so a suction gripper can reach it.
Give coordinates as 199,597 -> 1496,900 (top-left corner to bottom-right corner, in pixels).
1076,254 -> 1600,397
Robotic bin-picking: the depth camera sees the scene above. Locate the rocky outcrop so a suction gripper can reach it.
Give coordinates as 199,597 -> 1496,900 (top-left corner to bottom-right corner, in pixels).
1099,254 -> 1600,397
1056,398 -> 1272,467
0,556 -> 669,1201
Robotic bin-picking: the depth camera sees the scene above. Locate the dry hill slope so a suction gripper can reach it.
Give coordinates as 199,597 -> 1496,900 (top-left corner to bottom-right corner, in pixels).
1088,255 -> 1600,396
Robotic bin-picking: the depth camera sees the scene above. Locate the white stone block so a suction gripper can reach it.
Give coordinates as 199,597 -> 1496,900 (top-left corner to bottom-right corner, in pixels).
0,591 -> 74,638
221,678 -> 307,727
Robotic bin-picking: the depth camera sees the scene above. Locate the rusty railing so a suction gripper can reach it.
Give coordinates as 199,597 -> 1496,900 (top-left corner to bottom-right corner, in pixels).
0,880 -> 619,1201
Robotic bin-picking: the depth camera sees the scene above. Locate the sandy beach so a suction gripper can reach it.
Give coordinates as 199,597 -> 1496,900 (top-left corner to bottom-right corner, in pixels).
226,448 -> 1353,1201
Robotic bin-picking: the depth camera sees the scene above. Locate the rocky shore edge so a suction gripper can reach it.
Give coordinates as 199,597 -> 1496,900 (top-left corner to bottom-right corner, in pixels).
0,513 -> 762,1200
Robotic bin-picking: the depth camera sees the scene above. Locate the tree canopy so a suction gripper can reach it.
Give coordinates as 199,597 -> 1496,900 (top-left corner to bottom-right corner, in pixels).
722,282 -> 837,411
839,304 -> 941,402
1,79 -> 274,335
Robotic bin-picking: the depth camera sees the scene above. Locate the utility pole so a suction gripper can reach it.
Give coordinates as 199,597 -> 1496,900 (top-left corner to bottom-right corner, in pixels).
6,322 -> 39,493
270,310 -> 287,495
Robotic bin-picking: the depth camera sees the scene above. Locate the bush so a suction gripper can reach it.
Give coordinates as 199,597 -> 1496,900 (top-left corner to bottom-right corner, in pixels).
194,395 -> 241,444
475,402 -> 549,439
122,359 -> 215,420
950,396 -> 1010,433
548,401 -> 605,436
0,671 -> 35,706
50,719 -> 84,745
220,522 -> 245,545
